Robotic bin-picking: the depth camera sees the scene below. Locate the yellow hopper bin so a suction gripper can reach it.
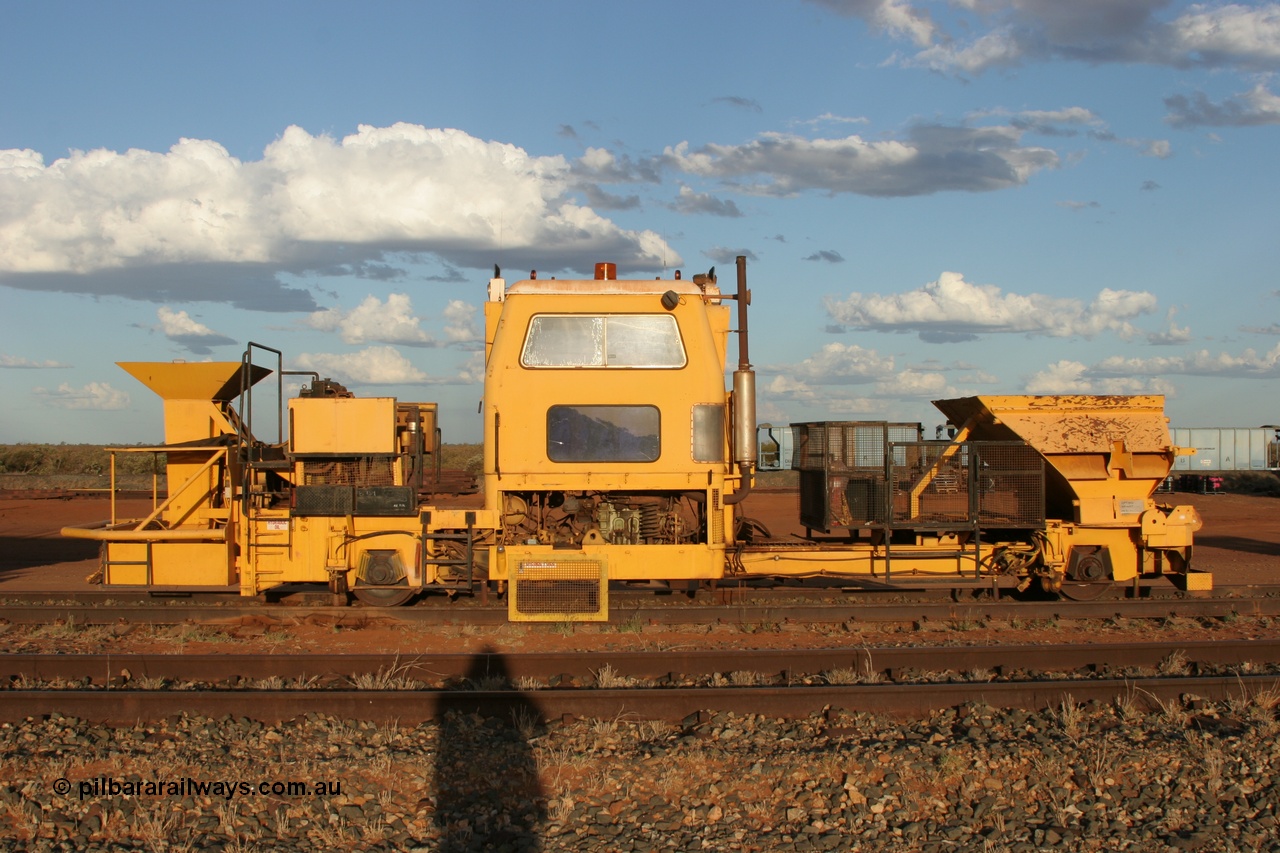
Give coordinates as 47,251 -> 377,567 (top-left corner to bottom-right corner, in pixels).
933,395 -> 1179,526
117,361 -> 271,444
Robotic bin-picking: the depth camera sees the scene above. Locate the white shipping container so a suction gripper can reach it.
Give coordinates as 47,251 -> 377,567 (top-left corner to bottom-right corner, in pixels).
1171,428 -> 1279,472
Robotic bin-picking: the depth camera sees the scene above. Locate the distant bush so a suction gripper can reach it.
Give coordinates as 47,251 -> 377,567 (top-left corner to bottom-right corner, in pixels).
0,444 -> 163,491
0,444 -> 164,476
1224,471 -> 1280,497
0,444 -> 483,478
0,445 -> 45,474
439,443 -> 483,473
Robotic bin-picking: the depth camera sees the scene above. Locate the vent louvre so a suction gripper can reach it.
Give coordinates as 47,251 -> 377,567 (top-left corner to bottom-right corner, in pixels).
510,558 -> 608,622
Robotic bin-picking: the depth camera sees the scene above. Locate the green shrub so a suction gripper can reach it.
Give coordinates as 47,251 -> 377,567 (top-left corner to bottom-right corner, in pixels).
0,444 -> 164,476
0,445 -> 46,473
1224,471 -> 1280,497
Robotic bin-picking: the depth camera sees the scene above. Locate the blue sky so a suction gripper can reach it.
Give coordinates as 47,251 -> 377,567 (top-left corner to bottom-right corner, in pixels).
2,0 -> 1278,445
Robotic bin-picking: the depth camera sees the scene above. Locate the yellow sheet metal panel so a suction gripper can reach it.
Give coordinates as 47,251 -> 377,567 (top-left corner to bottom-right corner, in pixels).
426,507 -> 500,529
1179,571 -> 1214,591
484,287 -> 730,488
152,542 -> 234,585
103,541 -> 233,586
103,542 -> 150,585
118,361 -> 270,401
933,395 -> 1172,455
290,397 -> 397,454
1141,504 -> 1202,547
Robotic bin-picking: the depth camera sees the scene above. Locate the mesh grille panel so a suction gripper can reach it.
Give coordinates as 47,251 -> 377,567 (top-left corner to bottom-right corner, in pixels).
790,422 -> 921,472
513,559 -> 606,618
890,443 -> 972,527
791,421 -> 919,529
887,440 -> 1045,529
293,485 -> 354,516
788,423 -> 1045,532
974,442 -> 1045,527
303,458 -> 396,487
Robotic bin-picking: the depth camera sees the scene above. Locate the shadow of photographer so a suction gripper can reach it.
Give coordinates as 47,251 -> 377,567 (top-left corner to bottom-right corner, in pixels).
433,646 -> 547,851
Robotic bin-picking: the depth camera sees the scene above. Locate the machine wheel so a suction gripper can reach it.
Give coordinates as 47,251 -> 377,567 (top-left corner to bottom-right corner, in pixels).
1058,546 -> 1114,601
353,549 -> 415,606
1059,580 -> 1114,601
353,585 -> 415,607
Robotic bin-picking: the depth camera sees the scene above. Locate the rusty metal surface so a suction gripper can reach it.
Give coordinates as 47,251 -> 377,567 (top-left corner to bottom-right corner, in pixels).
3,675 -> 1277,724
2,639 -> 1278,684
1,589 -> 1279,626
933,395 -> 1174,455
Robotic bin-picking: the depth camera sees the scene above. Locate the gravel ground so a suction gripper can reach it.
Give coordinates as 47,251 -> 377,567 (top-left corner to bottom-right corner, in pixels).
3,689 -> 1279,852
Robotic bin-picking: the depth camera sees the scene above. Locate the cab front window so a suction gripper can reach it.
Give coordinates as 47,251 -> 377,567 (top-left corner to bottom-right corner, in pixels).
522,315 -> 685,368
547,405 -> 660,462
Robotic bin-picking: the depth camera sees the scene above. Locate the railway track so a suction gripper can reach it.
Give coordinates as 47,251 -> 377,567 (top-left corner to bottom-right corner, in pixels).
4,639 -> 1278,683
9,579 -> 1274,606
4,640 -> 1278,724
7,676 -> 1278,725
1,587 -> 1279,627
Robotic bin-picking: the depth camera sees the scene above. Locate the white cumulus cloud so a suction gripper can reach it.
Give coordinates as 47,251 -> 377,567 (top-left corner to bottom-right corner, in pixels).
0,124 -> 679,308
1024,360 -> 1176,395
824,0 -> 1280,75
1165,83 -> 1280,128
876,369 -> 951,398
157,306 -> 221,338
825,272 -> 1158,341
306,294 -> 481,348
775,342 -> 897,385
33,382 -> 130,409
658,124 -> 1058,197
1092,344 -> 1280,378
293,346 -> 430,385
307,294 -> 436,347
156,306 -> 236,354
1,354 -> 70,369
441,300 -> 481,344
808,0 -> 938,45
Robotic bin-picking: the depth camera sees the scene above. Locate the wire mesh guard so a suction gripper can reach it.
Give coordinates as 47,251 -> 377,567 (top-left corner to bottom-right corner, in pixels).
303,458 -> 396,487
790,420 -> 1046,532
791,422 -> 921,531
790,422 -> 921,472
888,441 -> 1045,528
294,457 -> 413,517
510,558 -> 608,621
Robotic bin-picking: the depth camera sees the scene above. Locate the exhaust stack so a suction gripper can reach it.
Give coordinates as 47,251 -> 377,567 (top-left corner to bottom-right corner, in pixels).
726,255 -> 756,504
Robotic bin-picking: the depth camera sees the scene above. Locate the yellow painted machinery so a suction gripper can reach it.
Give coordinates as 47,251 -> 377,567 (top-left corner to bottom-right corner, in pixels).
63,258 -> 1205,615
759,397 -> 1202,599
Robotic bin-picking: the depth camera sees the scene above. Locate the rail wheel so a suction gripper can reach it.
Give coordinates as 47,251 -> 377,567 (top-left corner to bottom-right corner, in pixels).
353,549 -> 415,606
1057,546 -> 1114,601
352,585 -> 415,607
1058,579 -> 1114,601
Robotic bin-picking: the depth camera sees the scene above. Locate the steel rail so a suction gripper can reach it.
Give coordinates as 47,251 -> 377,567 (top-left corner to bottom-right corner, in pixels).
3,639 -> 1278,685
1,594 -> 1279,626
2,674 -> 1277,724
5,582 -> 1277,608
